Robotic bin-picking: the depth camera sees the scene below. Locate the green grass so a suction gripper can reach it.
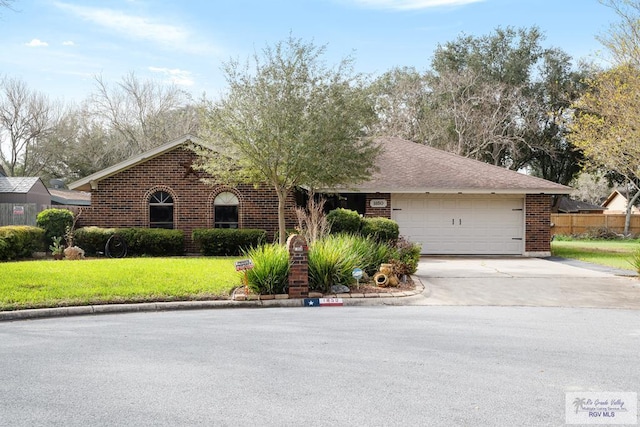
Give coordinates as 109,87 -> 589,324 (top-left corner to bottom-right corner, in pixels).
551,238 -> 640,271
0,257 -> 242,311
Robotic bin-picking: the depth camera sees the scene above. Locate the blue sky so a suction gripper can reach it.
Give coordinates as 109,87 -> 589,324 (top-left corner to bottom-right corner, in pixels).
0,0 -> 620,103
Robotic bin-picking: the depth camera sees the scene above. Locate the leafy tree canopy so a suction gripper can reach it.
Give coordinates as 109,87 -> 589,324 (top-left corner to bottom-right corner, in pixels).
569,64 -> 640,232
195,35 -> 380,244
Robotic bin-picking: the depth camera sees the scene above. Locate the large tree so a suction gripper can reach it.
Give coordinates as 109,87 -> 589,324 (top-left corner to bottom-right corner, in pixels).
368,26 -> 588,184
368,67 -> 432,143
195,36 -> 380,244
89,72 -> 200,158
427,26 -> 587,175
569,64 -> 640,233
0,77 -> 65,176
524,50 -> 594,185
598,0 -> 640,65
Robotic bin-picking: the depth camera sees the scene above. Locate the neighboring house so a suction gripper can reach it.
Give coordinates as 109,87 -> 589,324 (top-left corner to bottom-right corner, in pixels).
69,135 -> 571,256
601,189 -> 640,215
553,196 -> 606,214
49,188 -> 91,207
0,176 -> 51,226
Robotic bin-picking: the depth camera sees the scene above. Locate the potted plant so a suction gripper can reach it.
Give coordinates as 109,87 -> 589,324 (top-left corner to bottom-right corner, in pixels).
49,236 -> 65,260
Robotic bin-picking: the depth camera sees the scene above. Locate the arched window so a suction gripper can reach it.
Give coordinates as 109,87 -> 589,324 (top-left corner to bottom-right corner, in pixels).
214,192 -> 239,228
149,191 -> 174,229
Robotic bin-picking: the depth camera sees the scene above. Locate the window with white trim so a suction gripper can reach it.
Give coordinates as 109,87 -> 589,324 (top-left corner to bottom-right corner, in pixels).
214,192 -> 239,228
149,191 -> 174,229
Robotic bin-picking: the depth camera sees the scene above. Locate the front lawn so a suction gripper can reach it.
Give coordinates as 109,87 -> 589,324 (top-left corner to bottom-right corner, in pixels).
0,257 -> 241,311
551,238 -> 639,271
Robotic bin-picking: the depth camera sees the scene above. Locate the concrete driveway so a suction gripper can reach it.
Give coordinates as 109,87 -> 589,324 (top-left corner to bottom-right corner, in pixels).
415,257 -> 640,309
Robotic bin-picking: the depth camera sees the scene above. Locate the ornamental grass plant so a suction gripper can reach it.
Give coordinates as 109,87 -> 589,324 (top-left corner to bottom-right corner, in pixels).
308,234 -> 371,293
244,243 -> 290,295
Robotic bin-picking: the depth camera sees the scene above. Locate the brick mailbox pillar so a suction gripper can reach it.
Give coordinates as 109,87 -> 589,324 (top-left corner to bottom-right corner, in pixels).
287,234 -> 309,298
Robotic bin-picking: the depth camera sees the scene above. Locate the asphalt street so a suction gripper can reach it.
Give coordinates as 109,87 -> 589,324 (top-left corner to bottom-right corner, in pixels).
1,306 -> 639,426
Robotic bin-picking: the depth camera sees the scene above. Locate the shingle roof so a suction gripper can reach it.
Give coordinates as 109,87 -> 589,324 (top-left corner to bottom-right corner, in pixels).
0,177 -> 41,194
333,137 -> 571,194
49,188 -> 91,206
556,196 -> 605,213
69,134 -> 572,195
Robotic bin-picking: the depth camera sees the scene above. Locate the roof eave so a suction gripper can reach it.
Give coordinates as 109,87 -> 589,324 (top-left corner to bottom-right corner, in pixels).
319,187 -> 572,195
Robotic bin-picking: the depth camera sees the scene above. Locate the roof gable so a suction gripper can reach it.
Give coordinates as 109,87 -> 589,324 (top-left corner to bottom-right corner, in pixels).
68,134 -> 198,191
602,189 -> 625,207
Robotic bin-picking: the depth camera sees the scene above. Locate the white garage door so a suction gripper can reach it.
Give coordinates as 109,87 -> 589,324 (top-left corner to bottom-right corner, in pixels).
391,194 -> 524,255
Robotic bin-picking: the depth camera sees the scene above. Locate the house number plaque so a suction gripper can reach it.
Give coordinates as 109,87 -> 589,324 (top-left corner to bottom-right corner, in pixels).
369,199 -> 387,208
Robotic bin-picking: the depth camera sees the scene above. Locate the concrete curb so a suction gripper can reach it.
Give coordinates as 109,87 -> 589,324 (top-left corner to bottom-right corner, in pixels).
0,277 -> 427,322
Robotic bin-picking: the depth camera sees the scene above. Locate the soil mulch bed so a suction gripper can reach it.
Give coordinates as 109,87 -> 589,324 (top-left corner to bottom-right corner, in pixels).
338,276 -> 415,294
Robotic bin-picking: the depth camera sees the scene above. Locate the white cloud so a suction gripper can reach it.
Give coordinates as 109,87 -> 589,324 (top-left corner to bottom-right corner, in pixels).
349,0 -> 482,10
53,2 -> 217,54
62,40 -> 75,46
25,39 -> 49,47
148,67 -> 194,86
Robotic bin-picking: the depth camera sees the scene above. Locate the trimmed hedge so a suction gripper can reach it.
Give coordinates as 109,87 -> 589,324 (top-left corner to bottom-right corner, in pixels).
361,217 -> 399,243
326,208 -> 362,234
75,227 -> 184,256
118,228 -> 184,256
0,226 -> 46,260
192,228 -> 267,256
36,208 -> 74,244
74,227 -> 115,255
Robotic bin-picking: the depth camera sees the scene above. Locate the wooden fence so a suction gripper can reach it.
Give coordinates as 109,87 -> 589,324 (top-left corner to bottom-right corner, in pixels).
0,204 -> 83,227
0,203 -> 40,226
551,213 -> 640,236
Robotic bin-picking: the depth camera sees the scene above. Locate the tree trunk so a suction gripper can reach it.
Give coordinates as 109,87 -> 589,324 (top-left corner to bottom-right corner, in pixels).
275,185 -> 288,245
625,188 -> 640,235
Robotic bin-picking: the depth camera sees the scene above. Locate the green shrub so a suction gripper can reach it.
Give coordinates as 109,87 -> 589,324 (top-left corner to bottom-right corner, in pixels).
361,217 -> 399,243
75,227 -> 116,255
348,235 -> 395,277
36,208 -> 74,244
0,226 -> 46,260
629,246 -> 640,274
192,228 -> 266,256
75,227 -> 184,256
391,236 -> 422,275
116,228 -> 184,256
243,244 -> 290,295
326,208 -> 362,234
0,237 -> 8,260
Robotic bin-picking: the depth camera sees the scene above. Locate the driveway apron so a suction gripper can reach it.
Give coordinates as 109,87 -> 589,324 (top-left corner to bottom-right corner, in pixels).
415,257 -> 640,309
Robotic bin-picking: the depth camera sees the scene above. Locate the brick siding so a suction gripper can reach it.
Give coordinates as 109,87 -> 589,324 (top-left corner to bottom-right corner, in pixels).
364,193 -> 391,218
78,147 -> 296,253
525,194 -> 552,253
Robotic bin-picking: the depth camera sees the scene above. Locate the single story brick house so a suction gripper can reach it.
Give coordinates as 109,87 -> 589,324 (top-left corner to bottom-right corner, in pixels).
68,135 -> 297,252
69,135 -> 570,256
